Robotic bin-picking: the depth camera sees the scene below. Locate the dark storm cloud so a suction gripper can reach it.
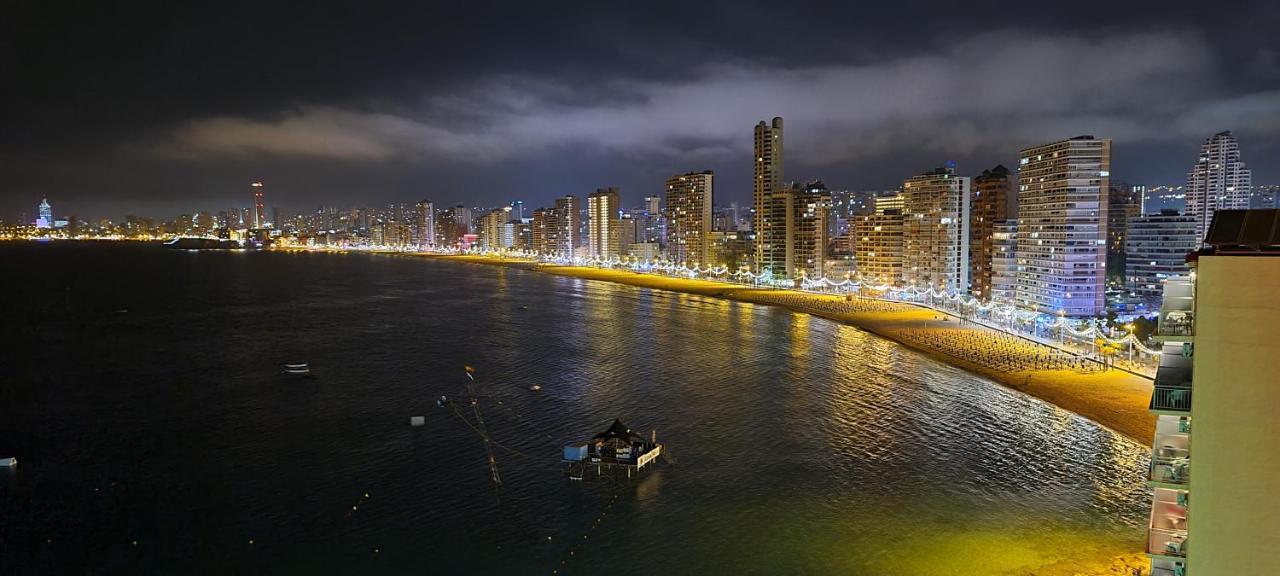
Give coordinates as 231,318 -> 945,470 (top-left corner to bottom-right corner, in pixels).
4,1 -> 1280,218
167,30 -> 1275,163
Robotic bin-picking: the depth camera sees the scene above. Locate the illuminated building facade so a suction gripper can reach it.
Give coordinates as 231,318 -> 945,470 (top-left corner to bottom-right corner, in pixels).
969,165 -> 1011,300
902,165 -> 970,293
854,210 -> 903,286
1015,136 -> 1110,316
753,117 -> 786,275
664,171 -> 713,265
588,187 -> 621,259
1184,131 -> 1251,240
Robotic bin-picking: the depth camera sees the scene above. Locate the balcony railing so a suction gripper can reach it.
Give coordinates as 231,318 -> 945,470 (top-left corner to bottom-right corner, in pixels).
1158,320 -> 1195,337
1150,456 -> 1191,485
1151,386 -> 1192,412
1148,528 -> 1188,558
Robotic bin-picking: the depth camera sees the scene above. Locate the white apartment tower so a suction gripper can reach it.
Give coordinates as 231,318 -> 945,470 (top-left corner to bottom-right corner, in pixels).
1184,131 -> 1251,240
1015,136 -> 1110,317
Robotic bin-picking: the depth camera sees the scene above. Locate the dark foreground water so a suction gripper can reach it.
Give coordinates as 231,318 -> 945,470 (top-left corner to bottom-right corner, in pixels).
0,243 -> 1148,575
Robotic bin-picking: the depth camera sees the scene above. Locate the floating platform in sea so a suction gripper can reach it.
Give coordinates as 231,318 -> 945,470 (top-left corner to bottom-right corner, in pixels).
563,419 -> 662,480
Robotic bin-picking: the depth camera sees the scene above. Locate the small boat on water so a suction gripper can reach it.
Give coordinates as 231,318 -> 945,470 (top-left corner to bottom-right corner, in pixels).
530,384 -> 542,392
1,457 -> 16,467
283,363 -> 311,376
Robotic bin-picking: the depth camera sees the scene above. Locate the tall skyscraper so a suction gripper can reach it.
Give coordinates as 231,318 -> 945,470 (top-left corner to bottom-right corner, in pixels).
969,165 -> 1012,300
415,200 -> 435,247
531,208 -> 551,255
1015,136 -> 1110,317
643,196 -> 660,214
664,171 -> 714,265
753,117 -> 786,275
553,195 -> 581,258
588,187 -> 621,259
251,182 -> 265,229
1185,131 -> 1251,240
902,165 -> 971,293
36,197 -> 52,228
509,200 -> 525,221
1125,210 -> 1198,301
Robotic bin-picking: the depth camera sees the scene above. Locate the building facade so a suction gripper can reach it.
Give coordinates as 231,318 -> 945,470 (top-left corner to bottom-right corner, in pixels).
902,165 -> 971,293
854,210 -> 904,286
1146,209 -> 1280,576
588,187 -> 621,259
753,117 -> 787,275
1015,136 -> 1111,316
990,220 -> 1019,304
664,171 -> 714,265
969,165 -> 1012,300
415,200 -> 435,248
553,195 -> 582,258
1125,210 -> 1198,301
1107,182 -> 1142,281
788,181 -> 831,279
1184,131 -> 1251,240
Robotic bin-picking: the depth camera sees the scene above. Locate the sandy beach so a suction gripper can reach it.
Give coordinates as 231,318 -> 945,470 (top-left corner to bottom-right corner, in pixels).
414,253 -> 1156,445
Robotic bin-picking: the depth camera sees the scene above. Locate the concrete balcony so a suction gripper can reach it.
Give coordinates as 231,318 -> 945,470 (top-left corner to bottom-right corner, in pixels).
1149,454 -> 1190,486
1148,527 -> 1188,558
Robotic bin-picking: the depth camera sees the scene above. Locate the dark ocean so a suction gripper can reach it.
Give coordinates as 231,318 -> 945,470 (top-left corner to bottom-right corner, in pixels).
0,243 -> 1148,575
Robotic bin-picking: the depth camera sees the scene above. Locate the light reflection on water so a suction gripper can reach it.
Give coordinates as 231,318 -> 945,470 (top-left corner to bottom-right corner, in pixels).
0,245 -> 1149,575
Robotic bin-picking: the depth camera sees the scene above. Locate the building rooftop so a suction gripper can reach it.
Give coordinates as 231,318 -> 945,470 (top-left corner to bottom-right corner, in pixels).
1203,209 -> 1280,254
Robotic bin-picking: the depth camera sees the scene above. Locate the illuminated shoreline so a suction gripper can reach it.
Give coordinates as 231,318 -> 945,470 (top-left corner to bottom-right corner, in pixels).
414,251 -> 1156,444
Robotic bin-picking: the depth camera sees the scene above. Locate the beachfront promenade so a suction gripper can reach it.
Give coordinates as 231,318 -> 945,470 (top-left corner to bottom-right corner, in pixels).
419,253 -> 1156,444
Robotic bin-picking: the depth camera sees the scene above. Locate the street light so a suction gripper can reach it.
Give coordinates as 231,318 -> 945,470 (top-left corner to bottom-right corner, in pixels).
1126,322 -> 1136,364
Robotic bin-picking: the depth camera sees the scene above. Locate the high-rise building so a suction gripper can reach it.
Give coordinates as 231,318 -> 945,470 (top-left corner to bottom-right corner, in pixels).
854,210 -> 904,286
415,200 -> 435,248
251,182 -> 265,229
531,208 -> 551,255
1145,209 -> 1280,576
1184,131 -> 1251,239
753,117 -> 787,275
969,165 -> 1012,300
588,187 -> 621,259
1108,182 -> 1142,281
509,200 -> 525,221
990,220 -> 1019,304
436,207 -> 459,248
1125,210 -> 1198,301
553,195 -> 581,258
664,171 -> 714,265
479,207 -> 515,251
453,205 -> 473,233
1015,136 -> 1110,317
36,197 -> 52,228
788,181 -> 831,279
643,196 -> 660,214
902,165 -> 971,293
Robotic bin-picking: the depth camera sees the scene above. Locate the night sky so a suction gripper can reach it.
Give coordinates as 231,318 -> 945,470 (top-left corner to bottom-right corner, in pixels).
4,1 -> 1280,220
